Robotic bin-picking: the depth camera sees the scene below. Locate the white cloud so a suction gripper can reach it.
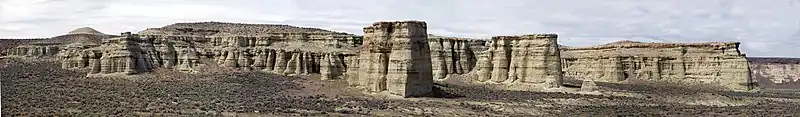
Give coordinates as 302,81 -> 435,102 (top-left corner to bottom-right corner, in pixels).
0,0 -> 799,57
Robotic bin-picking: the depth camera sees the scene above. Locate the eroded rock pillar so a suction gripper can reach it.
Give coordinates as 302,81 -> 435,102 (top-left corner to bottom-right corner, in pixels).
351,21 -> 433,97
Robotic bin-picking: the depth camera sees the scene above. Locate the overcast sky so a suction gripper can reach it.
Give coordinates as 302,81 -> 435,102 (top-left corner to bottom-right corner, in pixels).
1,0 -> 799,57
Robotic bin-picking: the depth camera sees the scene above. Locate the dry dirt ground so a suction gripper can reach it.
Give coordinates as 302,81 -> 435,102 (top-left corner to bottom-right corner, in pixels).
3,58 -> 800,116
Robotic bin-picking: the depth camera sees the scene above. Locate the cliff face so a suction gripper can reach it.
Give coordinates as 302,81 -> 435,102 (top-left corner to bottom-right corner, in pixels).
4,32 -> 114,58
561,41 -> 752,90
0,39 -> 45,56
6,24 -> 362,79
473,34 -> 564,90
1,21 -> 767,95
749,57 -> 800,89
427,36 -> 483,80
346,21 -> 433,97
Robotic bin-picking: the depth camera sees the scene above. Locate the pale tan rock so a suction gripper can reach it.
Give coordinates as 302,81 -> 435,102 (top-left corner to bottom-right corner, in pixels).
284,51 -> 299,75
468,34 -> 564,91
251,49 -> 267,70
490,37 -> 512,83
349,21 -> 433,97
428,38 -> 448,80
426,37 -> 480,81
175,48 -> 201,73
442,39 -> 455,74
475,49 -> 493,82
237,50 -> 252,70
273,50 -> 288,73
264,49 -> 276,71
88,34 -> 151,76
320,53 -> 344,80
320,53 -> 333,80
561,41 -> 752,90
6,26 -> 363,78
457,39 -> 472,74
301,52 -> 312,74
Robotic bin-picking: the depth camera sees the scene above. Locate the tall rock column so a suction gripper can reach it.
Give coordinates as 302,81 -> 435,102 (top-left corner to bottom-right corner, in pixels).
457,39 -> 473,73
273,50 -> 288,73
519,34 -> 563,85
252,49 -> 267,70
429,38 -> 448,80
476,48 -> 494,82
350,21 -> 433,97
264,49 -> 276,72
490,37 -> 512,83
302,52 -> 313,74
320,53 -> 333,80
442,40 -> 455,74
471,34 -> 564,90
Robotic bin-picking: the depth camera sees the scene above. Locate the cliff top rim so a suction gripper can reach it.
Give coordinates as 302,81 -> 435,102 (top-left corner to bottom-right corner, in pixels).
369,20 -> 427,25
564,40 -> 742,49
491,34 -> 559,39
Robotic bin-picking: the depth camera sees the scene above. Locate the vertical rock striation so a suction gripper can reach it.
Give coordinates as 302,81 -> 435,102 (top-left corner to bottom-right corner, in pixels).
427,36 -> 480,81
561,41 -> 753,90
348,21 -> 433,97
473,34 -> 564,90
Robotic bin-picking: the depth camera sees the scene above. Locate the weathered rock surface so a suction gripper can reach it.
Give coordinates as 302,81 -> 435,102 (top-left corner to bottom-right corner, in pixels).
427,35 -> 483,80
5,27 -> 114,58
0,39 -> 42,56
471,34 -> 564,91
0,21 -> 767,94
749,57 -> 800,89
347,21 -> 433,97
561,41 -> 753,90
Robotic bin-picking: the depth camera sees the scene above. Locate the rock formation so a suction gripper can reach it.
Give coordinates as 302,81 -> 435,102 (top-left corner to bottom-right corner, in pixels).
5,27 -> 113,58
561,41 -> 753,90
428,36 -> 481,80
1,21 -> 764,94
347,21 -> 433,97
473,34 -> 565,90
749,57 -> 800,89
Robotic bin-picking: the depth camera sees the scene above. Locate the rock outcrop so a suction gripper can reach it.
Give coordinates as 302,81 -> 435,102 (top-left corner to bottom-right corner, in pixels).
0,39 -> 42,56
561,41 -> 753,90
5,27 -> 113,58
87,33 -> 151,76
472,34 -> 564,90
1,21 -> 765,94
749,57 -> 800,89
428,36 -> 482,80
347,21 -> 433,97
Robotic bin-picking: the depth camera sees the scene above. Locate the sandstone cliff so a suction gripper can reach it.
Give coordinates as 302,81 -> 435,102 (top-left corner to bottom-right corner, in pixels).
5,27 -> 115,58
561,41 -> 753,90
0,39 -> 45,56
1,21 -> 765,95
472,34 -> 564,90
346,21 -> 433,97
427,35 -> 483,80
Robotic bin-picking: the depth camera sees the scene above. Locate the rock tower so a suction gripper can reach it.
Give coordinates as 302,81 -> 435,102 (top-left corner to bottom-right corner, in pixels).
349,21 -> 433,97
474,34 -> 564,90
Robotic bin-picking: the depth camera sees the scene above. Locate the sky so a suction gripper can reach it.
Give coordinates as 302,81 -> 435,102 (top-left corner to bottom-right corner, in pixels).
0,0 -> 799,57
